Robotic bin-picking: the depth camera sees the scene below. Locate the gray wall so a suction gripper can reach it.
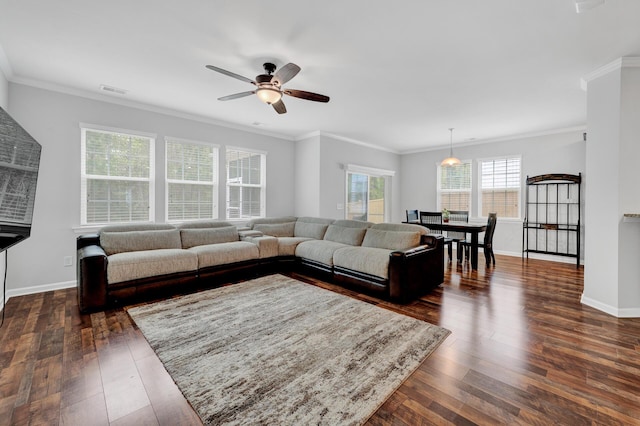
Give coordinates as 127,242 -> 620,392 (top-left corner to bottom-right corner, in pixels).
400,130 -> 586,259
0,68 -> 6,307
294,134 -> 321,217
6,83 -> 295,295
0,67 -> 7,109
294,133 -> 401,222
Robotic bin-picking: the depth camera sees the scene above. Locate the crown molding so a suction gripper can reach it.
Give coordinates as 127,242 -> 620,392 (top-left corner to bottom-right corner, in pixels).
400,125 -> 586,155
9,76 -> 296,142
295,130 -> 400,154
580,57 -> 640,90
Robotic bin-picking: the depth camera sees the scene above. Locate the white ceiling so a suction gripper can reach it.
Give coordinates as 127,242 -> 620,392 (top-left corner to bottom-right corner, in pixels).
1,0 -> 639,153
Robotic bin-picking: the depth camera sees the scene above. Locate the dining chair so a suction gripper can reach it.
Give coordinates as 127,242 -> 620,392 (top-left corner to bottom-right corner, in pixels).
419,211 -> 454,261
448,210 -> 469,261
461,213 -> 497,267
405,209 -> 419,223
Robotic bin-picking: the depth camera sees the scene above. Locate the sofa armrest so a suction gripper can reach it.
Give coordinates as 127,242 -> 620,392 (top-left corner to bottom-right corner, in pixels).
77,243 -> 108,313
387,235 -> 444,302
239,229 -> 264,239
242,235 -> 278,258
77,233 -> 100,250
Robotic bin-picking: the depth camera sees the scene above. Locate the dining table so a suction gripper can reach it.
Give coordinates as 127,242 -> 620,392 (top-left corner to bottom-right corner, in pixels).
406,221 -> 487,270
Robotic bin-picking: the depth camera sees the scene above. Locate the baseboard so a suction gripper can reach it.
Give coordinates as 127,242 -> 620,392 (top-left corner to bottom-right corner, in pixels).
580,294 -> 640,318
472,248 -> 584,265
6,280 -> 77,302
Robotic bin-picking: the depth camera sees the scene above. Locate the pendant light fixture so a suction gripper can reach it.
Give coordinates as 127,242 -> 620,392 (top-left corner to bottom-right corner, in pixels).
441,128 -> 461,167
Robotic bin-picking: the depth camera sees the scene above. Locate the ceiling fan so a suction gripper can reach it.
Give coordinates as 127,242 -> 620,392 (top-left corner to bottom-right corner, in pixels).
205,62 -> 330,114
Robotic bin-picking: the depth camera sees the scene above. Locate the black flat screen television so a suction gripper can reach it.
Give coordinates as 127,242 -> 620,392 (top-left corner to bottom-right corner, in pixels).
0,107 -> 41,252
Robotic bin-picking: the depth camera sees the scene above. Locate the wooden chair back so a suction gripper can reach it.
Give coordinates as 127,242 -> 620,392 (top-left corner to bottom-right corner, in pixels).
405,209 -> 419,222
419,211 -> 443,234
484,213 -> 498,247
447,210 -> 469,240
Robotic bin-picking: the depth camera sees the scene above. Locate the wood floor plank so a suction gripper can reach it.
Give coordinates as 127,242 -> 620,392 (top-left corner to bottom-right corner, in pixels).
1,255 -> 640,425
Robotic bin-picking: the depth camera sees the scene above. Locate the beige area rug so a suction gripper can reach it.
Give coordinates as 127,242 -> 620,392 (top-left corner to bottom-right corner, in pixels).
127,274 -> 450,425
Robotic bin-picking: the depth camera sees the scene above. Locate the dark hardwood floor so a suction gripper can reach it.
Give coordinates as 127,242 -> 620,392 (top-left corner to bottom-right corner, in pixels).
1,255 -> 640,425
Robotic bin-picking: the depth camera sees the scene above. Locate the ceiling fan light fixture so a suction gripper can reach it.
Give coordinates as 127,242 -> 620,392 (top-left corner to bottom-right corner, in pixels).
441,128 -> 461,167
256,86 -> 282,104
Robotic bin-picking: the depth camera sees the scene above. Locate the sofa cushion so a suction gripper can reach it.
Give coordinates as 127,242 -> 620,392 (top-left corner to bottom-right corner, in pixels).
294,221 -> 330,239
188,241 -> 259,268
295,240 -> 348,266
362,229 -> 421,251
371,222 -> 428,235
177,220 -> 234,229
254,222 -> 296,237
180,226 -> 239,249
323,225 -> 367,246
107,249 -> 198,284
246,216 -> 298,229
277,237 -> 313,256
332,219 -> 373,229
101,229 -> 182,256
333,246 -> 391,279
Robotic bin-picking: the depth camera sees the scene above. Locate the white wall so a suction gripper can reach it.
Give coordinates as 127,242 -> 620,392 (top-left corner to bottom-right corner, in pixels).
617,66 -> 640,311
294,134 -> 321,217
583,61 -> 640,317
584,70 -> 621,310
6,83 -> 295,295
400,130 -> 586,259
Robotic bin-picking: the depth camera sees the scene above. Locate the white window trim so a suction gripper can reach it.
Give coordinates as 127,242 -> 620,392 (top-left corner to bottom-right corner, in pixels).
476,155 -> 522,220
225,147 -> 267,219
165,137 -> 219,222
80,125 -> 156,225
345,163 -> 395,177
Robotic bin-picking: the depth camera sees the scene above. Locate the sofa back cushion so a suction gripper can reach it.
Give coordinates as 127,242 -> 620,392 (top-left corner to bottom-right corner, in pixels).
361,229 -> 421,251
294,217 -> 334,239
177,220 -> 234,230
254,222 -> 296,237
332,219 -> 373,229
371,222 -> 428,235
245,216 -> 298,229
323,225 -> 367,246
180,226 -> 239,249
100,229 -> 182,256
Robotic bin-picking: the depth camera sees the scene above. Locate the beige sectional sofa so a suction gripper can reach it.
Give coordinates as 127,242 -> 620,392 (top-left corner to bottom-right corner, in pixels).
77,216 -> 444,312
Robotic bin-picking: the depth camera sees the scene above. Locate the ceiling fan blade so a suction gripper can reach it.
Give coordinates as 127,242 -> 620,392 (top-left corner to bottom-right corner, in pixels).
272,99 -> 287,114
218,91 -> 255,101
206,65 -> 256,85
283,89 -> 330,103
272,63 -> 301,86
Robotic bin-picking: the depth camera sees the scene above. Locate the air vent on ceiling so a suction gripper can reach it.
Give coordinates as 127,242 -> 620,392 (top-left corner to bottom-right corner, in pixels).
99,84 -> 128,95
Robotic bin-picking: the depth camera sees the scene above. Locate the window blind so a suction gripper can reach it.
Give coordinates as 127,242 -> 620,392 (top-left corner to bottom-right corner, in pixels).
166,139 -> 218,221
81,127 -> 154,224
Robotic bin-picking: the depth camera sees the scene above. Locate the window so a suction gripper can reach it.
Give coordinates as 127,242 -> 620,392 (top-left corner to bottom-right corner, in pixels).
479,156 -> 521,218
437,161 -> 472,211
345,164 -> 394,224
81,126 -> 154,224
225,148 -> 265,219
166,138 -> 218,221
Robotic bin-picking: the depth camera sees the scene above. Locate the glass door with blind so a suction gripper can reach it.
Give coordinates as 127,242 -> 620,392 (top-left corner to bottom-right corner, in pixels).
346,172 -> 386,223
